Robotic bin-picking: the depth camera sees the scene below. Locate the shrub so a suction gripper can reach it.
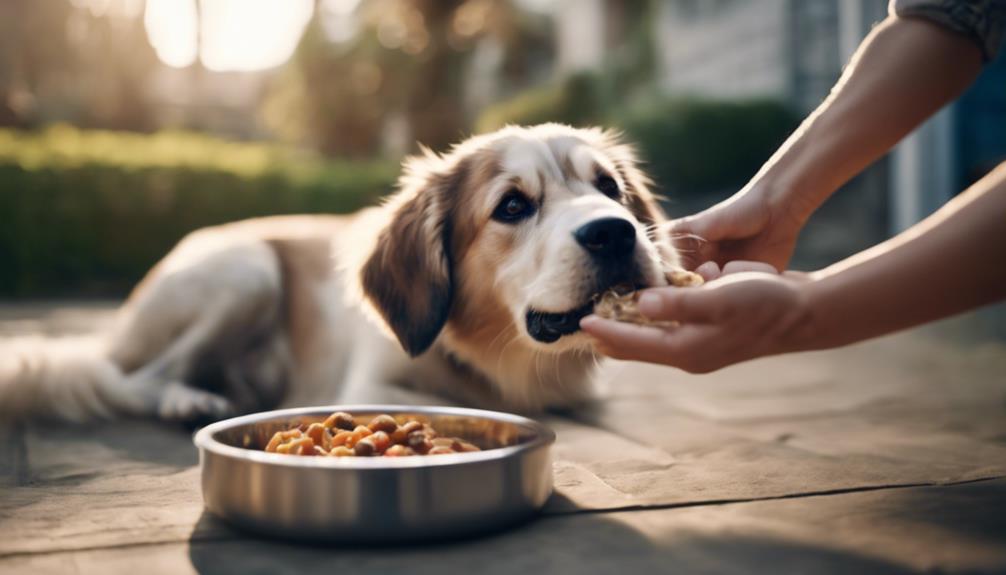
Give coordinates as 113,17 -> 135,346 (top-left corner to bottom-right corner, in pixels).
475,73 -> 605,134
0,126 -> 397,297
616,97 -> 800,196
475,81 -> 800,198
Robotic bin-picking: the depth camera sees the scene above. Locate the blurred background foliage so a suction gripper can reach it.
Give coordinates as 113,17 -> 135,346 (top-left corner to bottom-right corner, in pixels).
0,126 -> 395,296
476,72 -> 799,196
0,0 -> 802,297
4,0 -> 999,297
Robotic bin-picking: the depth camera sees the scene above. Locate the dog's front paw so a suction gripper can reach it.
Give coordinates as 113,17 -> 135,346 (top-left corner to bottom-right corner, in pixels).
156,381 -> 235,425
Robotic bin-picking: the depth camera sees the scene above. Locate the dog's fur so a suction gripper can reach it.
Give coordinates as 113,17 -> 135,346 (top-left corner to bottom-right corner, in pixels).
0,124 -> 681,423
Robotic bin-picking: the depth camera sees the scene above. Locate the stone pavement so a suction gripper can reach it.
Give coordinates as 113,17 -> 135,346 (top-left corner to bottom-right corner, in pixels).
1,301 -> 1005,574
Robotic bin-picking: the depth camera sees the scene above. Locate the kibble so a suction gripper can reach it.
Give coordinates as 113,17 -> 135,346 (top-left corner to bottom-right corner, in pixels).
368,414 -> 399,434
331,430 -> 353,447
305,423 -> 331,451
407,431 -> 433,454
594,270 -> 704,326
323,411 -> 356,431
369,431 -> 392,453
353,437 -> 377,456
384,445 -> 415,457
264,412 -> 482,457
329,446 -> 354,457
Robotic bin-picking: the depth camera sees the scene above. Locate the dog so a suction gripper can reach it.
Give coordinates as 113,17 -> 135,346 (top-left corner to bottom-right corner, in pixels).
0,124 -> 682,423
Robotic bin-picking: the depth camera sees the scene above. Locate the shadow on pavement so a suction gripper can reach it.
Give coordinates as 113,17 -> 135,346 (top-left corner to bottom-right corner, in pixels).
185,507 -> 919,575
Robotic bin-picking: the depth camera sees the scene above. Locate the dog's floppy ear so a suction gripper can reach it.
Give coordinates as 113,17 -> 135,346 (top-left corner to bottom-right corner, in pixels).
361,153 -> 463,357
622,166 -> 666,228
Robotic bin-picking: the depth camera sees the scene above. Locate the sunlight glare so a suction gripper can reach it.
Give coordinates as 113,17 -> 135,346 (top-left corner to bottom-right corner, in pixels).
320,0 -> 362,44
143,0 -> 314,72
144,0 -> 198,68
199,0 -> 314,72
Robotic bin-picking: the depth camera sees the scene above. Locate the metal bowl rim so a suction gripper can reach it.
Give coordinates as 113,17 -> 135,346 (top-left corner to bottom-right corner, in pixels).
193,404 -> 556,469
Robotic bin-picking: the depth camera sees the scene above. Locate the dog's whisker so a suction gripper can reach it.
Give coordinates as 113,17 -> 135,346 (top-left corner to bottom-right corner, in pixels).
533,350 -> 544,392
552,353 -> 560,387
552,352 -> 567,397
487,326 -> 511,353
668,232 -> 709,243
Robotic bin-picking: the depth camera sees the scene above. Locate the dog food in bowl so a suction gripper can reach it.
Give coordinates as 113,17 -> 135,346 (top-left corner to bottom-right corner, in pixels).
195,405 -> 555,542
264,411 -> 481,457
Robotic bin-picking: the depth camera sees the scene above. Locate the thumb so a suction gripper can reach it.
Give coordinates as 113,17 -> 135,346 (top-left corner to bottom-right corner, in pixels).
666,213 -> 705,237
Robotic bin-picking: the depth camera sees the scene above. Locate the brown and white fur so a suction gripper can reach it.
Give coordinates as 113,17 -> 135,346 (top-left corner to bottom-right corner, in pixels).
0,124 -> 681,423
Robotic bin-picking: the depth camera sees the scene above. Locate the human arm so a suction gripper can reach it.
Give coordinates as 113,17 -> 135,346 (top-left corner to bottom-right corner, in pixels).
671,14 -> 984,271
581,163 -> 1006,372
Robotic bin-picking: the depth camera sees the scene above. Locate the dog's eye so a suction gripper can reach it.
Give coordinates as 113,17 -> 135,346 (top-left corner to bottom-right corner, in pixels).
492,191 -> 536,223
595,173 -> 620,199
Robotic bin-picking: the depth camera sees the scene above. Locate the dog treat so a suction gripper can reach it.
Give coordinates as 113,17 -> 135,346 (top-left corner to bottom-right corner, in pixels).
667,269 -> 705,288
593,269 -> 704,326
264,412 -> 481,457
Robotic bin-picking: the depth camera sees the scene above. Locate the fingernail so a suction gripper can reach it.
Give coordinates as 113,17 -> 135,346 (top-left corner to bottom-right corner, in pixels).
638,292 -> 664,317
579,315 -> 598,329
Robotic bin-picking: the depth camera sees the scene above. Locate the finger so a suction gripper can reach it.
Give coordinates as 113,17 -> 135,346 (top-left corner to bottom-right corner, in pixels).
782,270 -> 810,281
580,316 -> 680,363
721,260 -> 779,276
582,316 -> 725,370
636,287 -> 725,324
695,260 -> 721,282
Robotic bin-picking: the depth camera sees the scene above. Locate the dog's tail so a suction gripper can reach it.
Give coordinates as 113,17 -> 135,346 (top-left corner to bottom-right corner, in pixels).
0,336 -> 141,422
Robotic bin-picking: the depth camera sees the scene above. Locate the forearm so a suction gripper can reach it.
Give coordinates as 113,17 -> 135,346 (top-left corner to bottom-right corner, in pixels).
751,16 -> 983,222
799,164 -> 1006,350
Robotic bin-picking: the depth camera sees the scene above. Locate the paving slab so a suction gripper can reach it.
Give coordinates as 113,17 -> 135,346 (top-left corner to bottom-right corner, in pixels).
0,301 -> 1004,573
3,480 -> 1004,575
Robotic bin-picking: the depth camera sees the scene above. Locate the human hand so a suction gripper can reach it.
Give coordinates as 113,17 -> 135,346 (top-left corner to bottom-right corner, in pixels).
580,262 -> 814,373
669,185 -> 806,272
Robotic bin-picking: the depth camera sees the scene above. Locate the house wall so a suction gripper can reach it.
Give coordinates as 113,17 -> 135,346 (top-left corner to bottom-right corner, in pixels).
550,0 -> 1002,238
554,0 -> 605,74
654,0 -> 790,102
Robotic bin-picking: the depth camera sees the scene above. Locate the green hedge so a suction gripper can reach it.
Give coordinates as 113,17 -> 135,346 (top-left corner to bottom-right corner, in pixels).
615,98 -> 799,196
476,76 -> 800,197
0,126 -> 397,297
475,73 -> 605,134
2,96 -> 800,297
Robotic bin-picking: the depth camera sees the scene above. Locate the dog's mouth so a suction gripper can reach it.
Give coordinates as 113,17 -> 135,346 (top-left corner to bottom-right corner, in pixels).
526,282 -> 641,343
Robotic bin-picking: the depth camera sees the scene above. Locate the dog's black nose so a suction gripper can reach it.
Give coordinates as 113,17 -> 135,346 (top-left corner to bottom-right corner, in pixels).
574,217 -> 636,260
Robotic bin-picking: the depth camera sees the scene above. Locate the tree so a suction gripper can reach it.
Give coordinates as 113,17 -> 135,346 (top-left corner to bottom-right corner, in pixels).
0,0 -> 158,131
262,0 -> 551,156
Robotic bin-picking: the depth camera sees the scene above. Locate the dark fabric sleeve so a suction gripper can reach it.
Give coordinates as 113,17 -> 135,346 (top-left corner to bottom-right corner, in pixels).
890,0 -> 1006,61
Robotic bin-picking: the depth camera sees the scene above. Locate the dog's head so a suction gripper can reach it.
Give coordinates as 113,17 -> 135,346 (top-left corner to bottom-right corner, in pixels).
361,124 -> 679,363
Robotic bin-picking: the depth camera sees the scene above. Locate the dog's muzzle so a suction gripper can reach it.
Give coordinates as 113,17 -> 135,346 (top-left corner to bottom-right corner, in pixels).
525,217 -> 645,344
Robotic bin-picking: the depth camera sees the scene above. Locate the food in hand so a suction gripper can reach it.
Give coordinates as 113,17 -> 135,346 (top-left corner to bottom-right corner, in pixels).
593,269 -> 704,326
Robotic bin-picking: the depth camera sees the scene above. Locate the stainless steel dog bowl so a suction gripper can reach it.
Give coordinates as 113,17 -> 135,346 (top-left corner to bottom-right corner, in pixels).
193,405 -> 555,542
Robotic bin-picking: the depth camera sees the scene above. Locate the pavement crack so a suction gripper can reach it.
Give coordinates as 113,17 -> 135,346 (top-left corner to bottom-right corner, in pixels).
545,475 -> 1006,517
0,533 -> 241,561
2,477 -> 1003,560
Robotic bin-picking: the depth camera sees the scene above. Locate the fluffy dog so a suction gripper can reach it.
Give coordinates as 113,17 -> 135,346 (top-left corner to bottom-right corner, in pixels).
0,124 -> 682,423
